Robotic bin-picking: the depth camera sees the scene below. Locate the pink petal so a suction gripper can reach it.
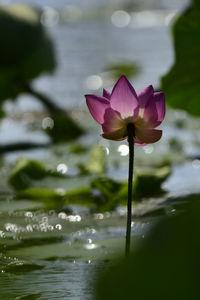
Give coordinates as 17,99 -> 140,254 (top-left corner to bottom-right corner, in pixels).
85,94 -> 110,124
154,92 -> 165,123
134,139 -> 147,146
142,97 -> 158,128
110,75 -> 139,118
102,108 -> 124,133
103,89 -> 111,100
101,127 -> 127,141
137,85 -> 154,108
135,128 -> 162,144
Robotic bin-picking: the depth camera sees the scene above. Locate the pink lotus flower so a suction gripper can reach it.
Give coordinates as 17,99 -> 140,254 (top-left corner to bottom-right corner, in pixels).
85,75 -> 165,145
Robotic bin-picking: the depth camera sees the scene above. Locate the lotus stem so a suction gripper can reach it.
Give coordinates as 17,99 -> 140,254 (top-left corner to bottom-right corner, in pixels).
125,123 -> 135,258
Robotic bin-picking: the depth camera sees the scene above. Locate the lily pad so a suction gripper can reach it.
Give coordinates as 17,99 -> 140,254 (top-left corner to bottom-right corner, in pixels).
15,294 -> 41,300
5,237 -> 126,261
3,261 -> 44,273
119,166 -> 171,202
8,157 -> 63,191
16,188 -> 66,208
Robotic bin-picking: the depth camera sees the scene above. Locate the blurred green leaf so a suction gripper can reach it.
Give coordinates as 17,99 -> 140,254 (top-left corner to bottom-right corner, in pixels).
161,0 -> 200,115
0,4 -> 55,104
105,60 -> 139,81
65,186 -> 93,206
8,157 -> 63,190
96,200 -> 200,300
69,143 -> 87,155
9,158 -> 48,190
88,144 -> 106,175
119,166 -> 171,202
91,177 -> 122,212
44,114 -> 84,142
3,261 -> 44,274
16,188 -> 65,202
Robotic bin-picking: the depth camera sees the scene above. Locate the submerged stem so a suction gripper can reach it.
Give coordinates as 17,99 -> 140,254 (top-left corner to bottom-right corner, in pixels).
125,123 -> 135,258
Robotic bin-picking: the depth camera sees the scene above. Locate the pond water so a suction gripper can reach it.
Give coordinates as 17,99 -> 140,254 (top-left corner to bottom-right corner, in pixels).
0,0 -> 199,299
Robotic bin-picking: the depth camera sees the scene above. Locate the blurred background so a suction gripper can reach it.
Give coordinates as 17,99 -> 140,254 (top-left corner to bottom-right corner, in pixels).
0,0 -> 200,299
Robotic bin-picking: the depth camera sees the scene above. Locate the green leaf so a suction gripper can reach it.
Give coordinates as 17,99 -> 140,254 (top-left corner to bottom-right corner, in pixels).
3,261 -> 44,274
16,188 -> 65,202
5,237 -> 126,261
161,0 -> 200,115
44,114 -> 84,142
119,166 -> 171,202
0,4 -> 55,104
104,60 -> 140,80
8,157 -> 62,190
96,200 -> 200,300
87,144 -> 106,175
15,294 -> 41,300
91,177 -> 122,211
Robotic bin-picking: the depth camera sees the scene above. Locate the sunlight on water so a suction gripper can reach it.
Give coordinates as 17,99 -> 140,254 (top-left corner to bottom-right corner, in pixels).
55,224 -> 62,230
111,10 -> 131,28
130,10 -> 174,28
57,163 -> 68,174
117,144 -> 129,156
105,147 -> 110,155
192,159 -> 200,169
61,5 -> 82,21
94,213 -> 104,220
85,75 -> 103,90
143,145 -> 154,154
42,117 -> 54,129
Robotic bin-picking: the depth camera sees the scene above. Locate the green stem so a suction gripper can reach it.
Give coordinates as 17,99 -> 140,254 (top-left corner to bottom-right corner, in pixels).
125,123 -> 135,258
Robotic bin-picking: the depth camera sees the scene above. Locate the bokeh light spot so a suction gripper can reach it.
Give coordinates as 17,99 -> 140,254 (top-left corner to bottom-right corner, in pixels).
85,75 -> 103,90
118,144 -> 129,156
111,10 -> 131,28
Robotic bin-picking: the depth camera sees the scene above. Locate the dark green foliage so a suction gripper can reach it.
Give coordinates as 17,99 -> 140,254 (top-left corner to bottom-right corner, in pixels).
9,158 -> 48,190
165,193 -> 200,212
161,0 -> 200,116
87,144 -> 106,175
119,166 -> 171,202
16,188 -> 66,208
91,177 -> 123,211
169,137 -> 183,152
65,186 -> 93,206
105,60 -> 139,80
44,114 -> 84,142
69,143 -> 87,155
0,4 -> 55,105
8,157 -> 63,190
96,200 -> 200,300
3,261 -> 44,274
132,166 -> 171,200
